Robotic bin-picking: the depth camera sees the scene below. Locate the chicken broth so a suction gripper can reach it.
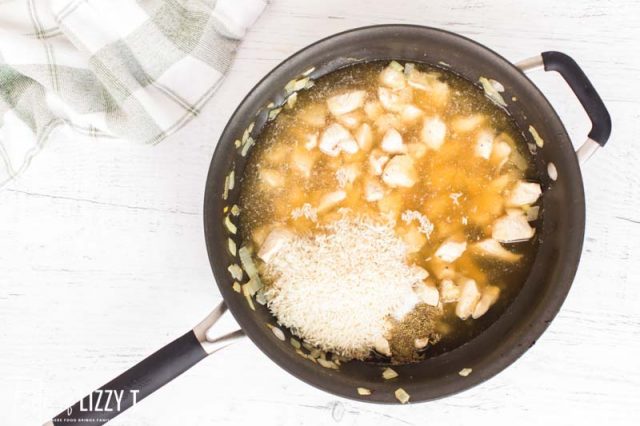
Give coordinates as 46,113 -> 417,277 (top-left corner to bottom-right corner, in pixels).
238,61 -> 540,363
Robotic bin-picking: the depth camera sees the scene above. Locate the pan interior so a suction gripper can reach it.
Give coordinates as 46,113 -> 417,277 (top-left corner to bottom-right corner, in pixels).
204,25 -> 585,403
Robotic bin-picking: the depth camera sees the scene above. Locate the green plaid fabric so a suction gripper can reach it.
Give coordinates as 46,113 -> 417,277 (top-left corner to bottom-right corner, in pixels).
0,0 -> 266,187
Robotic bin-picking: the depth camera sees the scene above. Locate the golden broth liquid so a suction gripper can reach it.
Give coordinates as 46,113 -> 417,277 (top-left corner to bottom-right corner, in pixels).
239,61 -> 539,362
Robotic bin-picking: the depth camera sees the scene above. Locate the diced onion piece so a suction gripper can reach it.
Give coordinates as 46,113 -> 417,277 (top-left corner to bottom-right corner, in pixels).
526,205 -> 540,222
227,264 -> 243,280
471,239 -> 522,262
455,278 -> 481,320
382,367 -> 398,379
357,387 -> 372,396
224,215 -> 237,234
435,237 -> 467,263
421,116 -> 447,150
395,388 -> 410,404
492,214 -> 535,243
529,125 -> 544,147
479,77 -> 507,107
472,285 -> 501,319
382,155 -> 417,188
327,90 -> 367,116
506,181 -> 542,207
380,128 -> 407,154
459,368 -> 473,377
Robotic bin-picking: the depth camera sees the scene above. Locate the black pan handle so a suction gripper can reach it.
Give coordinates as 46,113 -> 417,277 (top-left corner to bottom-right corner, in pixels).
540,51 -> 611,147
45,302 -> 243,425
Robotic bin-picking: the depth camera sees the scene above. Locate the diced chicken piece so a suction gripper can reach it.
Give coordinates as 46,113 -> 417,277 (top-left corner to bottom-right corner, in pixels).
451,114 -> 486,133
414,281 -> 440,306
258,228 -> 294,263
326,90 -> 367,116
410,265 -> 430,280
303,132 -> 318,150
374,113 -> 401,133
475,130 -> 494,160
400,105 -> 423,123
364,101 -> 383,120
355,123 -> 373,151
364,179 -> 385,202
429,258 -> 456,280
335,164 -> 360,188
421,116 -> 447,150
298,103 -> 326,128
455,278 -> 481,320
317,190 -> 347,213
379,65 -> 407,89
406,69 -> 450,106
378,87 -> 410,112
414,337 -> 429,349
377,192 -> 403,221
492,214 -> 535,243
407,142 -> 428,160
472,285 -> 501,319
374,336 -> 392,356
435,237 -> 467,263
382,155 -> 417,188
260,169 -> 284,187
381,128 -> 407,154
290,148 -> 316,178
471,239 -> 522,262
337,111 -> 362,129
506,181 -> 542,207
400,226 -> 426,253
369,149 -> 390,175
319,123 -> 358,157
490,140 -> 512,169
439,279 -> 460,303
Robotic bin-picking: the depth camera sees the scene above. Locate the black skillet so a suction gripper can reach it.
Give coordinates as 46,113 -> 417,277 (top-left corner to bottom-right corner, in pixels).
47,25 -> 611,425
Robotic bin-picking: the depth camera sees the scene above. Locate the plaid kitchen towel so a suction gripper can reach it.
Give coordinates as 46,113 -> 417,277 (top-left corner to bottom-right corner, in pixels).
0,0 -> 266,187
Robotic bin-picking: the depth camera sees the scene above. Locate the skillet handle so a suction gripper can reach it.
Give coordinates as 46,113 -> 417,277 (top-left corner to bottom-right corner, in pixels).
45,302 -> 243,425
516,51 -> 611,163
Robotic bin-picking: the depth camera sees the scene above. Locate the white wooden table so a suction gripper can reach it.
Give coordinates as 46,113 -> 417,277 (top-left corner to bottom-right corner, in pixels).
2,1 -> 639,425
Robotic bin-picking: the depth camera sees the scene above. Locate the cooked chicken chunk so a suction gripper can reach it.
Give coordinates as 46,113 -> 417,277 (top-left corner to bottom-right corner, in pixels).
379,65 -> 406,90
421,116 -> 447,150
471,239 -> 522,262
400,105 -> 423,123
490,140 -> 512,169
378,87 -> 410,112
439,279 -> 460,303
258,228 -> 294,263
326,90 -> 366,116
435,237 -> 467,263
317,190 -> 347,213
492,214 -> 535,243
381,128 -> 407,154
290,148 -> 315,178
364,179 -> 385,202
475,130 -> 494,160
260,169 -> 284,188
374,336 -> 392,356
355,123 -> 373,151
382,155 -> 417,188
455,278 -> 481,320
319,123 -> 358,156
369,149 -> 390,175
303,132 -> 318,150
451,114 -> 485,133
414,281 -> 440,306
472,285 -> 500,319
506,181 -> 542,207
